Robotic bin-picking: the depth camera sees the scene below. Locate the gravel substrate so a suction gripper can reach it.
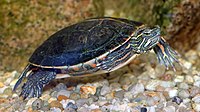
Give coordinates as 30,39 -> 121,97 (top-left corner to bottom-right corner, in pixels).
0,50 -> 200,112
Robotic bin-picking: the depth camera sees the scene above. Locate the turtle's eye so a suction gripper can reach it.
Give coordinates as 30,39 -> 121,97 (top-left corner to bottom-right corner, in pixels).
143,32 -> 151,36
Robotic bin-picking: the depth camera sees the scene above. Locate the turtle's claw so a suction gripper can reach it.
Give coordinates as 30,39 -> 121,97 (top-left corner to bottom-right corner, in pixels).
19,70 -> 56,99
153,37 -> 179,71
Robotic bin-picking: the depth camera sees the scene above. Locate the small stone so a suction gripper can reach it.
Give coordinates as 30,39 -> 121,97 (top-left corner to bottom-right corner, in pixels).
119,73 -> 134,85
80,86 -> 96,96
192,94 -> 200,103
32,98 -> 44,110
145,80 -> 160,90
137,72 -> 150,80
100,85 -> 111,96
92,79 -> 109,87
189,86 -> 200,98
49,100 -> 63,110
194,81 -> 200,87
105,92 -> 115,100
65,102 -> 78,110
178,89 -> 190,99
168,89 -> 178,98
155,64 -> 166,77
174,76 -> 184,82
40,94 -> 51,101
91,109 -> 102,112
141,107 -> 147,112
3,87 -> 12,96
193,103 -> 200,112
48,97 -> 57,103
129,83 -> 144,95
4,78 -> 13,85
109,83 -> 121,91
94,86 -> 102,97
26,98 -> 38,107
185,75 -> 194,84
179,82 -> 189,89
64,108 -> 76,112
160,81 -> 176,88
172,96 -> 183,105
54,83 -> 67,92
114,90 -> 125,100
69,93 -> 80,100
9,79 -> 18,88
77,107 -> 90,112
163,106 -> 175,112
88,104 -> 99,110
0,82 -> 4,88
57,90 -> 71,98
76,99 -> 88,107
50,107 -> 62,112
194,75 -> 200,82
58,95 -> 68,101
183,61 -> 192,69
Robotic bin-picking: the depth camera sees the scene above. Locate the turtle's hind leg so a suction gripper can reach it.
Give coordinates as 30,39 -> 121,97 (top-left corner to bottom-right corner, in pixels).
20,69 -> 56,99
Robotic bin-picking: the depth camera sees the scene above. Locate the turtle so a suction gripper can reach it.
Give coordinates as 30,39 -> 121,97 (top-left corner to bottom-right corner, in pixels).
13,17 -> 179,99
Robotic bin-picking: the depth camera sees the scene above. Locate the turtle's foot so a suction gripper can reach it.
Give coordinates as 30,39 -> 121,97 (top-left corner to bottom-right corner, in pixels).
20,69 -> 56,99
153,37 -> 179,71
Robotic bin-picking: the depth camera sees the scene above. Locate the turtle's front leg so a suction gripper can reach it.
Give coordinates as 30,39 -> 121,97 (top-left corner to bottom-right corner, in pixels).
20,69 -> 56,99
153,37 -> 179,70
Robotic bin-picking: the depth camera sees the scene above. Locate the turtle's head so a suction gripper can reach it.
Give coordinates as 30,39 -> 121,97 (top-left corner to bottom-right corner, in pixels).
131,25 -> 160,53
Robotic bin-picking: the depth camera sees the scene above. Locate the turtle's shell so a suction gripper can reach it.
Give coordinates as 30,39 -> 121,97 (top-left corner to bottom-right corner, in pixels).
29,17 -> 143,67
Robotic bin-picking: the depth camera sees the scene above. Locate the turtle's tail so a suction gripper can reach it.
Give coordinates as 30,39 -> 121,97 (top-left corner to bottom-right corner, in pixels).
13,64 -> 33,91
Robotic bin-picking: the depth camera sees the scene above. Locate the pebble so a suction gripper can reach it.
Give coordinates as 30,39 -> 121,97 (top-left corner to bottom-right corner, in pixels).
119,73 -> 134,85
109,83 -> 122,91
114,90 -> 125,100
183,61 -> 192,69
168,89 -> 178,98
189,86 -> 200,97
128,83 -> 145,95
178,89 -> 190,99
69,93 -> 81,100
77,107 -> 90,112
172,96 -> 183,105
65,102 -> 78,110
26,98 -> 38,108
192,94 -> 200,103
193,103 -> 200,112
50,107 -> 62,112
76,99 -> 89,107
145,80 -> 160,90
0,82 -> 5,88
185,75 -> 194,84
174,75 -> 184,82
163,106 -> 176,112
160,81 -> 176,88
80,86 -> 96,96
194,81 -> 200,87
179,82 -> 189,89
100,85 -> 111,96
32,98 -> 44,110
57,90 -> 71,98
49,100 -> 63,110
141,107 -> 147,112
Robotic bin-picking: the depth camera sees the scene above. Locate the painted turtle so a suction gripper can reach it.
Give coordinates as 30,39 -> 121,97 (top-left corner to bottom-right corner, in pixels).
13,17 -> 178,99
